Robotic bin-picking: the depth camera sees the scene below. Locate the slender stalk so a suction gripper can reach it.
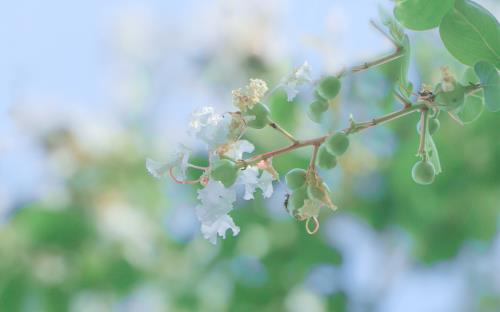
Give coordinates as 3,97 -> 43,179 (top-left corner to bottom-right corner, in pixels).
309,144 -> 320,171
346,103 -> 424,134
465,83 -> 482,95
394,92 -> 412,108
417,109 -> 429,159
268,120 -> 298,144
347,50 -> 403,76
242,104 -> 424,167
337,21 -> 404,78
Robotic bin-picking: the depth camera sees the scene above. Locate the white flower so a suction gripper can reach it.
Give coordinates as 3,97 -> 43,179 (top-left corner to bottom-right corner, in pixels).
232,79 -> 268,111
146,145 -> 191,179
189,106 -> 230,149
224,140 -> 254,160
201,214 -> 240,244
280,61 -> 313,101
195,180 -> 238,244
237,167 -> 275,200
258,171 -> 275,198
238,167 -> 260,200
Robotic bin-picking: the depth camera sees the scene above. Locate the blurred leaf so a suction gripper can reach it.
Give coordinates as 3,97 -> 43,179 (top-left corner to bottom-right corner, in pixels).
394,0 -> 455,30
474,61 -> 500,112
14,206 -> 94,251
439,0 -> 500,68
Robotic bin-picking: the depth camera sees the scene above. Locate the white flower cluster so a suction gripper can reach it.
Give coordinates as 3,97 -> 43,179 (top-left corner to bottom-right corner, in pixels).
148,105 -> 276,244
148,62 -> 314,244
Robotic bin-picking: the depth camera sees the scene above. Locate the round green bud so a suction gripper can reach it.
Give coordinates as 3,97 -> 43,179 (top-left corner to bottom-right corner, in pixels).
434,83 -> 466,112
316,76 -> 341,100
307,184 -> 324,201
285,168 -> 307,190
290,186 -> 308,211
411,160 -> 435,185
325,132 -> 349,156
417,118 -> 440,135
317,145 -> 337,169
243,103 -> 270,129
211,159 -> 238,187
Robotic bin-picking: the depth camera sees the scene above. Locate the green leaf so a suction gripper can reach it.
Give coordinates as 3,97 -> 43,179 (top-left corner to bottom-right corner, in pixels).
439,0 -> 500,68
394,0 -> 455,30
400,35 -> 411,89
458,67 -> 484,123
474,61 -> 500,112
425,133 -> 442,175
459,94 -> 484,123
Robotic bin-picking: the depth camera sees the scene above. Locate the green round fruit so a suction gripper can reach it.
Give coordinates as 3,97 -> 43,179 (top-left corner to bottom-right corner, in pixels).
314,90 -> 327,100
211,159 -> 238,187
411,160 -> 436,185
307,106 -> 323,123
316,76 -> 341,100
325,132 -> 349,156
290,186 -> 308,211
243,103 -> 270,129
317,145 -> 337,169
417,118 -> 440,135
285,168 -> 307,190
307,184 -> 324,201
310,99 -> 329,113
434,83 -> 466,112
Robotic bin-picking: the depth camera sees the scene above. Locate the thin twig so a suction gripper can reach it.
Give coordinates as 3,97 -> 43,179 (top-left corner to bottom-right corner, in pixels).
309,144 -> 320,171
417,109 -> 428,159
169,168 -> 200,185
242,104 -> 424,167
268,120 -> 299,144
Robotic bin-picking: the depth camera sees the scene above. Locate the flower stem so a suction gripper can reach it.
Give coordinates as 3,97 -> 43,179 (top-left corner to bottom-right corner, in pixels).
242,103 -> 424,167
268,120 -> 298,144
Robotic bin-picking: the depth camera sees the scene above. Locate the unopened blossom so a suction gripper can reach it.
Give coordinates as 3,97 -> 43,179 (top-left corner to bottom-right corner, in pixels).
232,79 -> 268,111
440,67 -> 456,92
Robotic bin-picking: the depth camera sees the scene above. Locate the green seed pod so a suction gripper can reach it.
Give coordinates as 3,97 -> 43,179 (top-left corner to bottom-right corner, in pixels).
290,186 -> 308,211
317,145 -> 337,169
307,184 -> 324,201
211,159 -> 238,187
243,103 -> 270,129
285,168 -> 307,190
417,118 -> 441,135
434,82 -> 466,112
316,76 -> 341,100
325,132 -> 349,156
411,160 -> 436,185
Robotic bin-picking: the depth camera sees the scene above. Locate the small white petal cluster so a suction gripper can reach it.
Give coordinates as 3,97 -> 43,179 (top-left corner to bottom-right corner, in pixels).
146,145 -> 191,180
280,61 -> 313,101
195,139 -> 276,244
148,105 -> 278,244
189,106 -> 231,149
196,180 -> 238,244
237,167 -> 275,200
232,79 -> 268,111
